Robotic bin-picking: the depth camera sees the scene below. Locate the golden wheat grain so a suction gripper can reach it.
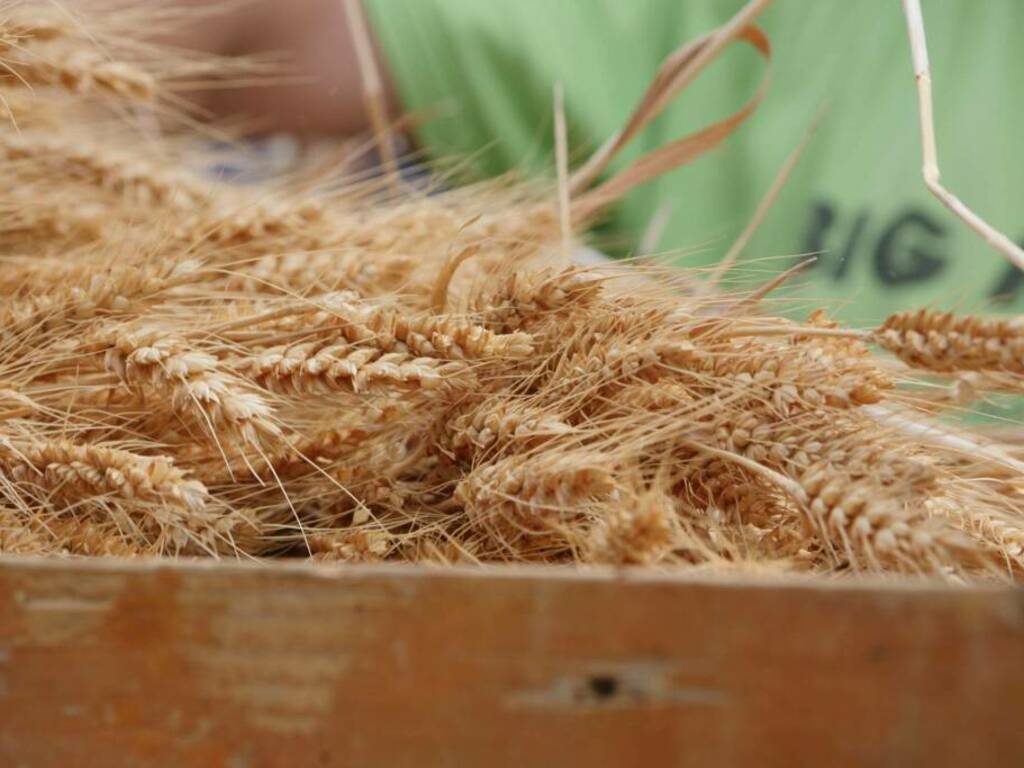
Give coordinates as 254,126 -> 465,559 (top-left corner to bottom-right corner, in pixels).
186,424 -> 370,487
224,249 -> 416,297
544,341 -> 700,405
446,400 -> 572,456
186,197 -> 328,249
0,507 -> 53,554
1,7 -> 69,45
361,310 -> 536,361
0,194 -> 107,247
0,436 -> 207,511
602,380 -> 694,413
585,488 -> 680,565
398,532 -> 480,565
0,131 -> 209,208
454,451 -> 616,531
5,43 -> 156,100
237,341 -> 471,395
0,0 -> 1021,580
687,402 -> 981,571
0,257 -> 202,343
686,340 -> 889,411
307,527 -> 396,562
794,459 -> 952,569
42,515 -> 152,557
221,292 -> 535,362
876,309 -> 1024,374
103,327 -> 281,447
474,267 -> 602,332
680,457 -> 789,527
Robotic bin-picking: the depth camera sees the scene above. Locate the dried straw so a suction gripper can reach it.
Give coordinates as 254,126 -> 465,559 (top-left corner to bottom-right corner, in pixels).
0,1 -> 1021,582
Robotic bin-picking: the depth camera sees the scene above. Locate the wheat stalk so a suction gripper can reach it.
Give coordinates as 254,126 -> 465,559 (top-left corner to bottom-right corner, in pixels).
0,257 -> 202,344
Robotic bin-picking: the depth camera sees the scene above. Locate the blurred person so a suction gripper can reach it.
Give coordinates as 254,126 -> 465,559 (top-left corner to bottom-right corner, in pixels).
152,0 -> 1024,325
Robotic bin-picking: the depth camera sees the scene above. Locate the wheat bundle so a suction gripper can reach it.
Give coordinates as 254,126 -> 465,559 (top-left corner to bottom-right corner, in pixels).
1,1 -> 1023,582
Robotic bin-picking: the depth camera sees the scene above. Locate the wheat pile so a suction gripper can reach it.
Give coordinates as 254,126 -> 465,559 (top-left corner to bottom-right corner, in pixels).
1,2 -> 1023,581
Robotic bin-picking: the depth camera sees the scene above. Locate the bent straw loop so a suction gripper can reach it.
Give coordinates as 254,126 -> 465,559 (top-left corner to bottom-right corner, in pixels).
571,27 -> 770,221
569,0 -> 775,198
901,0 -> 1024,271
567,32 -> 710,198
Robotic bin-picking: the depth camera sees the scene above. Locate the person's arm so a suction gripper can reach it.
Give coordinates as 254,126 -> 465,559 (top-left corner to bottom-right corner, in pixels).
88,0 -> 398,135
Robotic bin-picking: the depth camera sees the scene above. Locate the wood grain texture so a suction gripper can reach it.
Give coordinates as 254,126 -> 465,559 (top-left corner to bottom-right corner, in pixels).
0,556 -> 1021,767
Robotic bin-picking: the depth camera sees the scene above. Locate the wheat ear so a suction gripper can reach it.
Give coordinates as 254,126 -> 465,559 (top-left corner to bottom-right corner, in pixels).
0,436 -> 207,511
103,328 -> 281,447
876,309 -> 1024,374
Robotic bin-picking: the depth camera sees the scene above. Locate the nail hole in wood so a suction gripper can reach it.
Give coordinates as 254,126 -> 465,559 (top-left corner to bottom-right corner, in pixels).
588,675 -> 619,700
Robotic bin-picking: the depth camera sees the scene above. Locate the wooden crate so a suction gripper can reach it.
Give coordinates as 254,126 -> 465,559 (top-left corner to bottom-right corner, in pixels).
1,555 -> 1021,767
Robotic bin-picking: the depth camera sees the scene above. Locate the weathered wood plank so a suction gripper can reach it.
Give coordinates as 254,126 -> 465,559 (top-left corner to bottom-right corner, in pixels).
0,556 -> 1021,767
